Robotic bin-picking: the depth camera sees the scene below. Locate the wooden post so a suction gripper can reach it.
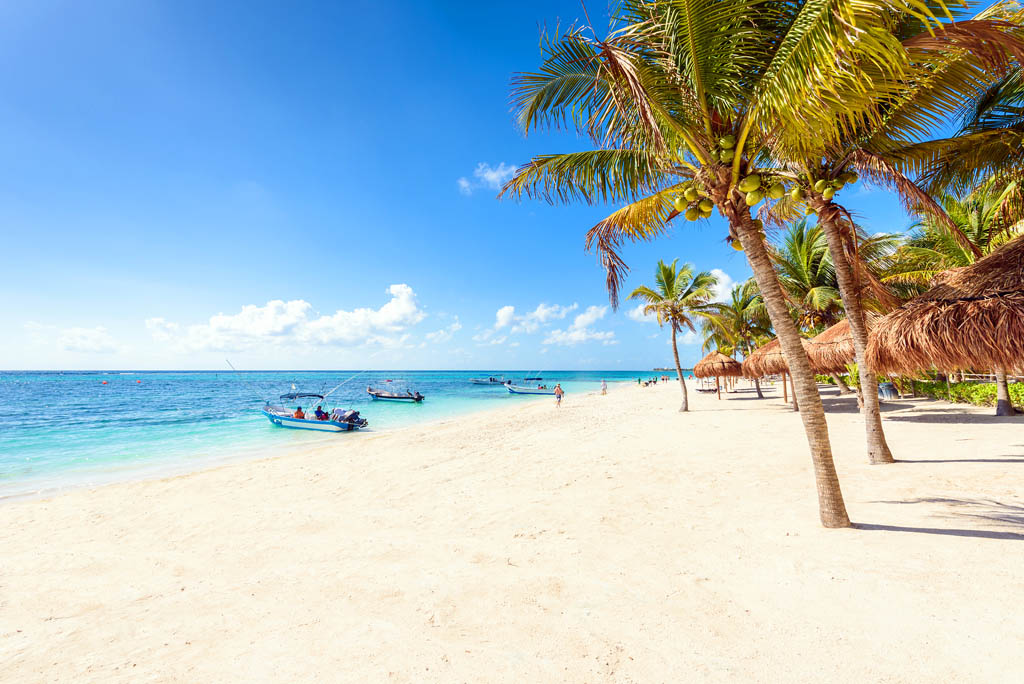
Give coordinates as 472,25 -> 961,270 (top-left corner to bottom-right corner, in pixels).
782,371 -> 788,404
789,372 -> 799,411
716,376 -> 721,400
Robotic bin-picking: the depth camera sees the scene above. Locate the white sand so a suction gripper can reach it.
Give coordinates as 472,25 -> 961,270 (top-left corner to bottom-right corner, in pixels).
2,381 -> 1022,682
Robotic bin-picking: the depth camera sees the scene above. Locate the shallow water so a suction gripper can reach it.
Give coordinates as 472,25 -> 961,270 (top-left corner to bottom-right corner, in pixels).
0,370 -> 657,498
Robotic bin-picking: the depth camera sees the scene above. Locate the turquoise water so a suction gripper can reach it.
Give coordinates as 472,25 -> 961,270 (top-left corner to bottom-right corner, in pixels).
0,370 -> 648,498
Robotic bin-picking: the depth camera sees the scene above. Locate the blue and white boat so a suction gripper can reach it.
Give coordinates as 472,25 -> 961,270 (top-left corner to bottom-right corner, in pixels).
469,375 -> 507,385
367,384 -> 424,402
263,392 -> 368,432
505,384 -> 555,395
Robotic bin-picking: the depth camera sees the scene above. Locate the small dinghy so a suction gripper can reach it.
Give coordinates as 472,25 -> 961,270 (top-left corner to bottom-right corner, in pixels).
506,384 -> 555,395
469,375 -> 506,385
263,392 -> 368,432
367,385 -> 424,402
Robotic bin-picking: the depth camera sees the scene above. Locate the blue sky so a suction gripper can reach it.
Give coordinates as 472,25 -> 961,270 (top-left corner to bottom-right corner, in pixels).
0,0 -> 915,370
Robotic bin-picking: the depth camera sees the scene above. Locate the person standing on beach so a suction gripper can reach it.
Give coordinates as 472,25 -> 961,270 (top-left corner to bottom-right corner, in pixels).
554,383 -> 564,407
601,379 -> 607,395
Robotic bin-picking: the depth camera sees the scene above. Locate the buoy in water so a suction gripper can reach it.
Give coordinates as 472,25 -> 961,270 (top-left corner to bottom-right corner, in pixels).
137,380 -> 141,383
101,381 -> 108,385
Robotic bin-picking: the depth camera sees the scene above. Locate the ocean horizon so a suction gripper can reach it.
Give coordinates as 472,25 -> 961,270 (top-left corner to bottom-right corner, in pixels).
0,369 -> 676,500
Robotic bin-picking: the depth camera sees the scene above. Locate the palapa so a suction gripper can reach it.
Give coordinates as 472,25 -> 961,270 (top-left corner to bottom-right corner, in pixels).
866,234 -> 1024,375
742,337 -> 813,378
693,350 -> 744,378
806,313 -> 880,374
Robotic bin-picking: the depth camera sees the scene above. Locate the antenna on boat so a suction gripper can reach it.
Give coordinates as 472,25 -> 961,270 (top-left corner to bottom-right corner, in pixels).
225,359 -> 266,403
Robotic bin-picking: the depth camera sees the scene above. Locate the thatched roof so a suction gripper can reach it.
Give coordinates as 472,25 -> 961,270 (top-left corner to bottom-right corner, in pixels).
866,234 -> 1024,374
806,313 -> 880,374
693,350 -> 744,378
742,337 -> 813,378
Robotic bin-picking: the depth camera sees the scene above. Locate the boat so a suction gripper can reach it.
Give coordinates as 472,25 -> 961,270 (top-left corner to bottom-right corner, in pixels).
469,375 -> 507,385
263,392 -> 368,432
506,384 -> 555,395
524,376 -> 543,381
367,385 -> 424,402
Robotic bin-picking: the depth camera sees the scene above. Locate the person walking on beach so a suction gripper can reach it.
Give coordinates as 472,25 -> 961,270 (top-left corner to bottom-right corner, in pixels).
600,379 -> 607,395
554,383 -> 564,408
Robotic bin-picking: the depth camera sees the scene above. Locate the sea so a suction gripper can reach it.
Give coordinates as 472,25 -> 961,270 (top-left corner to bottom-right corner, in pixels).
0,370 -> 652,500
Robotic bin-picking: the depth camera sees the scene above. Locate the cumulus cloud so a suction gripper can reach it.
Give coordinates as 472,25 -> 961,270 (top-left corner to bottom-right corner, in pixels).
425,318 -> 462,344
475,302 -> 577,342
457,162 -> 516,196
710,268 -> 735,303
147,284 -> 426,352
25,322 -> 122,354
543,305 -> 616,346
627,304 -> 657,323
494,305 -> 516,330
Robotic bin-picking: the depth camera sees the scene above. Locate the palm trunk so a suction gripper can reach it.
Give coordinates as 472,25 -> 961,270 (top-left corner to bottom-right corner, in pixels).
816,203 -> 895,465
789,373 -> 799,411
831,372 -> 853,394
734,215 -> 850,528
671,327 -> 688,412
995,367 -> 1017,416
754,377 -> 764,398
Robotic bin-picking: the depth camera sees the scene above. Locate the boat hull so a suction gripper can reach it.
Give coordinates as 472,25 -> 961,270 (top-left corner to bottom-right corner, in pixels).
369,394 -> 423,402
262,410 -> 364,432
506,385 -> 555,395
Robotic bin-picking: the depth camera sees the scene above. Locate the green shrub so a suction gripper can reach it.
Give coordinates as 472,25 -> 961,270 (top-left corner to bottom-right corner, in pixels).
909,379 -> 1023,410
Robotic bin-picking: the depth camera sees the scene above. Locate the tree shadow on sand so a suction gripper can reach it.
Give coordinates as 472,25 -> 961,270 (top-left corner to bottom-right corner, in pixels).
856,497 -> 1024,539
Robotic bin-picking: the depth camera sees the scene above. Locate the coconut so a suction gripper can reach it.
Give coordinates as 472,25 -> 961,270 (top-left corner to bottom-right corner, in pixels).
684,187 -> 699,202
719,134 -> 736,149
738,174 -> 761,193
709,148 -> 721,162
732,238 -> 744,251
822,187 -> 835,200
805,206 -> 817,216
674,196 -> 688,212
813,179 -> 829,193
790,186 -> 805,201
767,183 -> 785,199
685,207 -> 700,221
745,190 -> 763,206
720,148 -> 735,163
698,199 -> 714,213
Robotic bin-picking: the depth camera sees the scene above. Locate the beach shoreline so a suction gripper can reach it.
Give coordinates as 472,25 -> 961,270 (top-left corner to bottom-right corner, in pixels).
2,380 -> 1022,682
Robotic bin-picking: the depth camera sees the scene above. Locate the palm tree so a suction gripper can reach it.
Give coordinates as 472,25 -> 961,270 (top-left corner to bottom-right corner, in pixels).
697,280 -> 771,397
769,220 -> 842,331
628,259 -> 717,412
503,0 -> 936,527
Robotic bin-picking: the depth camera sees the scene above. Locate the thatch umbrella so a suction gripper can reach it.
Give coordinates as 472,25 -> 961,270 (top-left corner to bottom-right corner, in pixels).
806,314 -> 880,395
866,234 -> 1024,416
694,350 -> 743,400
742,337 -> 813,409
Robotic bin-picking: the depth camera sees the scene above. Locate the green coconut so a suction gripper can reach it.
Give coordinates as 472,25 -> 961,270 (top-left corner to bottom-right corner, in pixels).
720,148 -> 735,163
745,190 -> 763,206
719,134 -> 736,149
708,148 -> 721,162
805,206 -> 817,216
813,179 -> 829,193
731,238 -> 744,251
790,186 -> 805,201
738,174 -> 761,193
684,187 -> 699,202
698,199 -> 714,213
822,187 -> 835,200
685,207 -> 700,221
767,183 -> 785,200
674,196 -> 688,212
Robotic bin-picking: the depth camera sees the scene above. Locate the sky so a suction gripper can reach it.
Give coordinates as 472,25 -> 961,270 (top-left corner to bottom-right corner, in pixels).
0,0 -> 917,371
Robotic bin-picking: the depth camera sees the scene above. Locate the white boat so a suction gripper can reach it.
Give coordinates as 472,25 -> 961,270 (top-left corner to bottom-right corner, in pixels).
469,375 -> 507,385
506,384 -> 555,395
263,392 -> 368,432
367,385 -> 424,402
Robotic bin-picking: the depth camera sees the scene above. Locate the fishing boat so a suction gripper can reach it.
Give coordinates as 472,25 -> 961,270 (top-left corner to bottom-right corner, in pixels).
366,385 -> 424,402
524,376 -> 543,381
262,392 -> 368,432
469,375 -> 507,385
506,384 -> 555,395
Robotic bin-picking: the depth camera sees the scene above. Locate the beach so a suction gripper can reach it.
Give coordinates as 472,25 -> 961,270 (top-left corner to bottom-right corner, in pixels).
2,381 -> 1022,682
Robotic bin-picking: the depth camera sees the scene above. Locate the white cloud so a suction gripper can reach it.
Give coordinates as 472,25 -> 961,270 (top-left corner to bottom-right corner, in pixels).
627,304 -> 657,323
710,268 -> 735,303
680,331 -> 700,344
511,302 -> 577,333
25,322 -> 123,354
147,284 -> 426,352
494,305 -> 516,329
425,318 -> 462,344
543,305 -> 616,346
456,162 -> 516,196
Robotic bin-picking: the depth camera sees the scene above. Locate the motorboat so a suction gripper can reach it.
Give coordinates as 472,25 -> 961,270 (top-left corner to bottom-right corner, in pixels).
367,385 -> 424,402
506,384 -> 555,395
469,375 -> 507,385
263,392 -> 368,432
